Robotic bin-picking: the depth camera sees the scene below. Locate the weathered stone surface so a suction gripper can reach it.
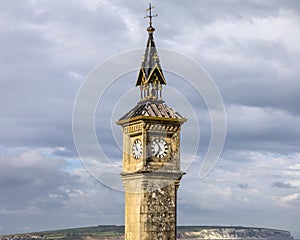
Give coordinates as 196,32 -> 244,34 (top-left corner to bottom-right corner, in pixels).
122,174 -> 183,240
142,184 -> 177,239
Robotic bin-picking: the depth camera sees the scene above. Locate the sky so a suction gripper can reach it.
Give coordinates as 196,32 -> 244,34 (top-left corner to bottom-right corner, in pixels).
0,0 -> 300,237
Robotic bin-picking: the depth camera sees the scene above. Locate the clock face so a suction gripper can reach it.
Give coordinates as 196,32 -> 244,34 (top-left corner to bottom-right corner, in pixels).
151,138 -> 168,159
132,139 -> 142,159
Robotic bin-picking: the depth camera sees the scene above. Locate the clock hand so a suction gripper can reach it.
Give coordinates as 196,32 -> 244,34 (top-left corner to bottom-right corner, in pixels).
157,143 -> 163,153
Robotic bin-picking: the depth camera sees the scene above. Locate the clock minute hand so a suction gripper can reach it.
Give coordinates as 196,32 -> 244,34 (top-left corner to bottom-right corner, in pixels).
157,142 -> 163,153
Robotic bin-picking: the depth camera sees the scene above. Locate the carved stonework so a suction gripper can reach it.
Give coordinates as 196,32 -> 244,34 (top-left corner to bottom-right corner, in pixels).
123,123 -> 143,134
142,184 -> 176,239
121,173 -> 184,240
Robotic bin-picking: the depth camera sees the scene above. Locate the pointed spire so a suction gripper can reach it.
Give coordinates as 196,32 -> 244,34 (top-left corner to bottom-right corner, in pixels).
135,29 -> 166,87
136,4 -> 166,102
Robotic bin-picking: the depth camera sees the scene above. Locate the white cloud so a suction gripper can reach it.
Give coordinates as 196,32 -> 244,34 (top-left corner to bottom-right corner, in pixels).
205,11 -> 300,50
278,193 -> 300,208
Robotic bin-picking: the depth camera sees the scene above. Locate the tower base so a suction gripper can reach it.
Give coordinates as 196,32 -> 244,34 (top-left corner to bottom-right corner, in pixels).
121,172 -> 184,240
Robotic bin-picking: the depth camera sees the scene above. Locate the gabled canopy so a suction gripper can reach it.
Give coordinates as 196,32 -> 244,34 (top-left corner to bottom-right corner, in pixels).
135,27 -> 166,86
117,101 -> 186,124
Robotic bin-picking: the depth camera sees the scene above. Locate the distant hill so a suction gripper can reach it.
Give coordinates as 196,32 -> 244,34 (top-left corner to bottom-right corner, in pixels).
177,226 -> 294,239
0,225 -> 294,240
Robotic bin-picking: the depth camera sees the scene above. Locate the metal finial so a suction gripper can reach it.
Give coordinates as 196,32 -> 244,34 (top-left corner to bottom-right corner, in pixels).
145,3 -> 158,28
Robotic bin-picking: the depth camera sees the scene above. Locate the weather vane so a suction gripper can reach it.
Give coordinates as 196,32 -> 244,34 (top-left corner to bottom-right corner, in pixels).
145,3 -> 158,27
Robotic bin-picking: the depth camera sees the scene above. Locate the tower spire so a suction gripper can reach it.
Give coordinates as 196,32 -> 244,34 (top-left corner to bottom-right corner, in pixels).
136,3 -> 166,102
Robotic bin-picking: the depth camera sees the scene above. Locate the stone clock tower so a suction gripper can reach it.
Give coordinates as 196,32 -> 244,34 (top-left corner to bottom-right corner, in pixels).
116,5 -> 186,240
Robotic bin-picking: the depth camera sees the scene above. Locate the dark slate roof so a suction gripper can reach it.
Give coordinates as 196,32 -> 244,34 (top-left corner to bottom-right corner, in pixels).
118,101 -> 185,121
135,28 -> 166,86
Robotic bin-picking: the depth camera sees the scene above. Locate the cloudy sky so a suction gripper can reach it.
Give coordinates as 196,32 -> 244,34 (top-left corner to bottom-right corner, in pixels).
1,0 -> 300,238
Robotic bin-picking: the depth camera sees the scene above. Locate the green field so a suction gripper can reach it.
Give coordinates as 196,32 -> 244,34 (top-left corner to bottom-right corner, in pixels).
1,225 -> 124,240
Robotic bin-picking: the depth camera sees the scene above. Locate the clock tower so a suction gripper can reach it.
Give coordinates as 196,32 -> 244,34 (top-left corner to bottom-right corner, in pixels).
116,5 -> 186,240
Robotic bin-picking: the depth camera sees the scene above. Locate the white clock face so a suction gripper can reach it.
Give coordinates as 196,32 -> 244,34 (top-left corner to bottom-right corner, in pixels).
151,138 -> 168,159
132,139 -> 142,159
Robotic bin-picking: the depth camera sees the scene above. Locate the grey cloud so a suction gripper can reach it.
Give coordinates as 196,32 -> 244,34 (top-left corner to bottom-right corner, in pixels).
195,34 -> 300,115
0,149 -> 124,234
238,184 -> 249,190
272,181 -> 297,189
224,106 -> 300,153
0,150 -> 79,210
35,0 -> 128,39
0,0 -> 142,152
140,1 -> 300,117
149,0 -> 299,43
0,27 -> 54,66
1,0 -> 299,154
